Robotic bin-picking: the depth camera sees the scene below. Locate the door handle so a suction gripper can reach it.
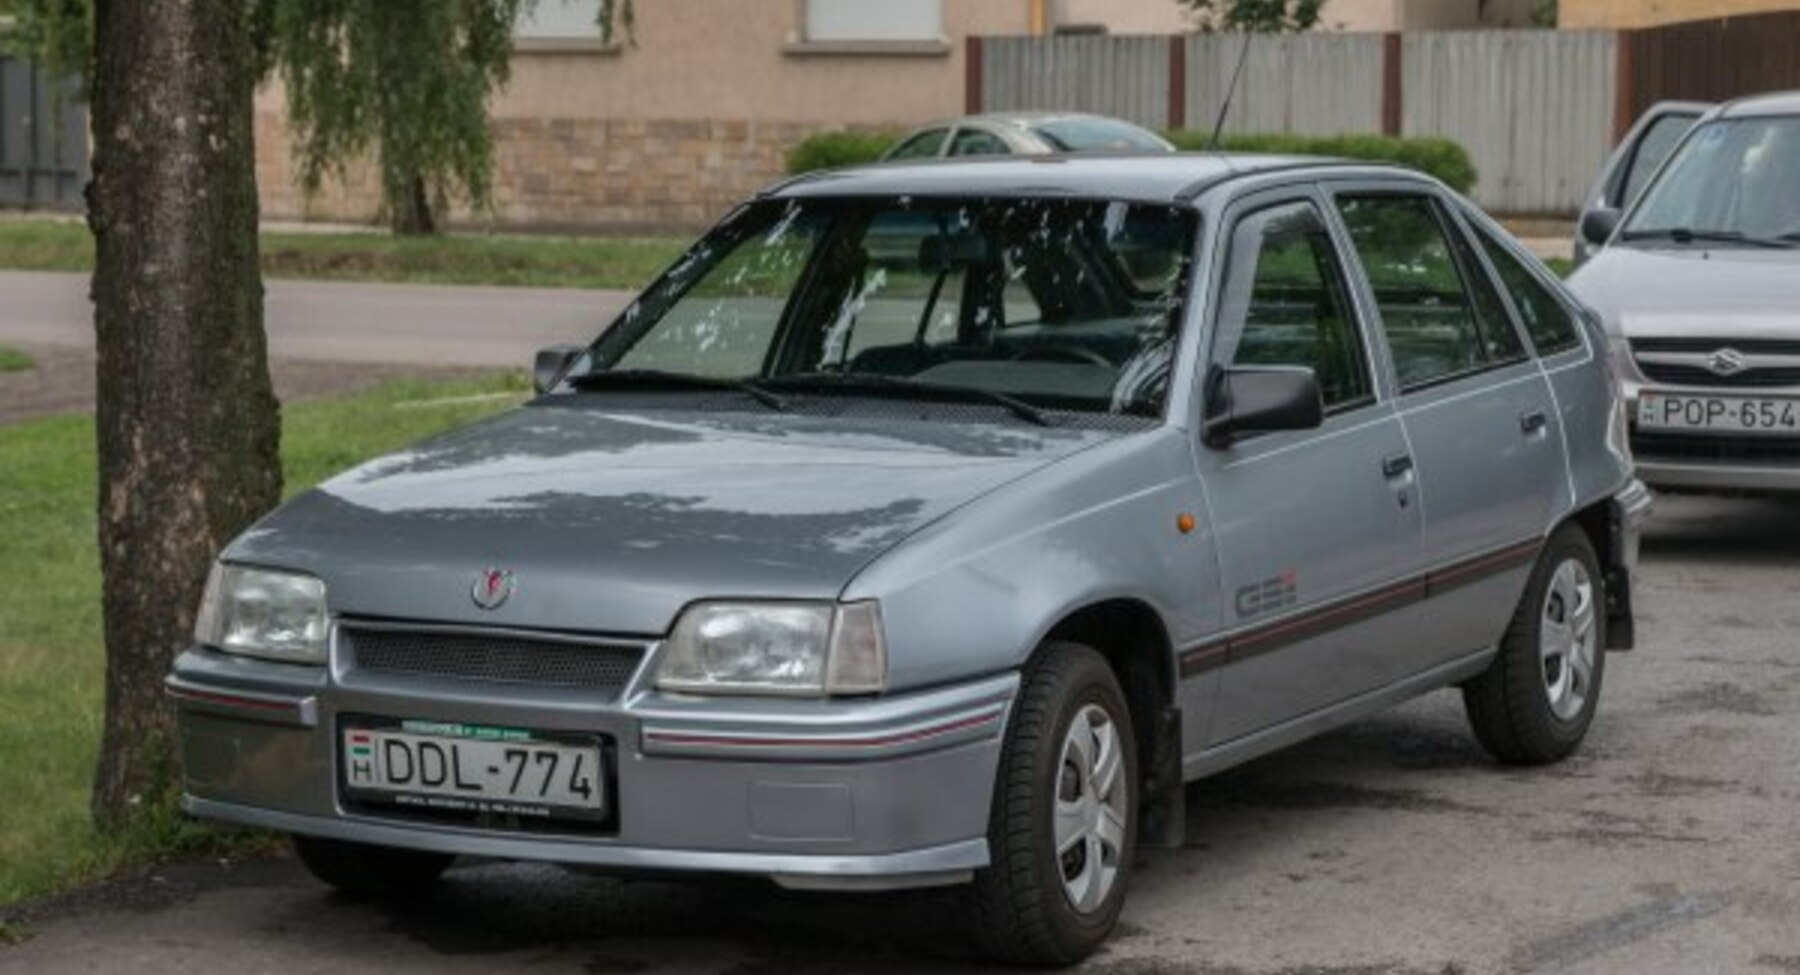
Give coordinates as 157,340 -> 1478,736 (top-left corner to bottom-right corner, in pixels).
1520,410 -> 1549,435
1381,453 -> 1414,479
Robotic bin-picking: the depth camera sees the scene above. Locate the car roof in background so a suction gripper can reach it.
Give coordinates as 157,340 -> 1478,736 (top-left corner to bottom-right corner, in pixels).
765,154 -> 1428,205
1717,90 -> 1800,119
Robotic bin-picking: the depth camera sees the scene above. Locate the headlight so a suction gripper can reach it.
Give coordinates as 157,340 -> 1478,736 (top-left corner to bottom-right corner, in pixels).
193,564 -> 329,665
656,601 -> 886,697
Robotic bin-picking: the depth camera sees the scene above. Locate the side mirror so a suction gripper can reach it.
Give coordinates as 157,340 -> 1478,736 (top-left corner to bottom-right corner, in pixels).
1203,366 -> 1325,448
1580,207 -> 1622,247
533,345 -> 585,395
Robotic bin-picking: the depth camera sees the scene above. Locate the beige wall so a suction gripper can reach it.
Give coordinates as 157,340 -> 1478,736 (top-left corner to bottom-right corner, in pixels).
1054,0 -> 1195,33
1561,0 -> 1800,28
1317,0 -> 1537,29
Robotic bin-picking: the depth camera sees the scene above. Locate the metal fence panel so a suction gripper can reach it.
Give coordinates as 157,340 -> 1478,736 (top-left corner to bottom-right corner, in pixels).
1402,31 -> 1615,214
0,56 -> 88,211
981,35 -> 1170,130
1184,33 -> 1384,136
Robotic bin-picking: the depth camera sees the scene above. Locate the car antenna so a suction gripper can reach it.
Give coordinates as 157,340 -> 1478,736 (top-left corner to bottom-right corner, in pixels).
1206,31 -> 1255,152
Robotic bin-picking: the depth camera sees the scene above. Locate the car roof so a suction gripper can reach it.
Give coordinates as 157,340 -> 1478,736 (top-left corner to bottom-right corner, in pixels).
1718,90 -> 1800,118
936,111 -> 1150,130
766,153 -> 1416,205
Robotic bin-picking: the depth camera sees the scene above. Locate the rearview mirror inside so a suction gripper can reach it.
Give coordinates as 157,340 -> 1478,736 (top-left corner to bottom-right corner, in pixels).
1203,366 -> 1325,448
533,345 -> 586,395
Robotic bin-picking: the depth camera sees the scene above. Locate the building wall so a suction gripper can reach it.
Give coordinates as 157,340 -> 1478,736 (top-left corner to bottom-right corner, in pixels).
256,0 -> 1030,230
1561,0 -> 1800,28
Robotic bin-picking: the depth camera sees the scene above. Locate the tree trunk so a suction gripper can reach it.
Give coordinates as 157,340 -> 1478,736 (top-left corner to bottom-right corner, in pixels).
87,0 -> 282,829
390,173 -> 437,236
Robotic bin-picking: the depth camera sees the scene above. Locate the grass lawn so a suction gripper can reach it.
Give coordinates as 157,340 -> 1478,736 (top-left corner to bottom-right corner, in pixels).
0,219 -> 685,291
0,346 -> 32,373
0,373 -> 528,907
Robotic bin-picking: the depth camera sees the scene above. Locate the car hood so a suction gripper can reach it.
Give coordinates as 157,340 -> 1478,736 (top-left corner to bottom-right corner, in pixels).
1569,246 -> 1800,340
226,403 -> 1121,636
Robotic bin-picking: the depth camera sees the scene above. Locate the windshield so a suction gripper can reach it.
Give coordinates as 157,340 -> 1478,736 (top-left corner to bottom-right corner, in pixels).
1624,116 -> 1800,243
1031,118 -> 1172,153
582,198 -> 1197,419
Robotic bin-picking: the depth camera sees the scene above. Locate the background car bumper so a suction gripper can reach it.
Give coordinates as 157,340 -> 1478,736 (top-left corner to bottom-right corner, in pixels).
170,647 -> 1017,891
1634,459 -> 1800,494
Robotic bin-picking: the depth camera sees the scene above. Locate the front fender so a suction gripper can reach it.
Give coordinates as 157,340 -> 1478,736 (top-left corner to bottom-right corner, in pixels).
842,429 -> 1221,692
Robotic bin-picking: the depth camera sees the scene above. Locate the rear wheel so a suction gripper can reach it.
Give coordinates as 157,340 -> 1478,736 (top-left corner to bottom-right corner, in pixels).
971,641 -> 1137,967
1463,526 -> 1605,765
292,835 -> 454,897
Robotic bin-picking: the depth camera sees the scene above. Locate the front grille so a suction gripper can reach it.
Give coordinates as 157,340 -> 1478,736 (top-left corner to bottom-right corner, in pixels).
342,625 -> 645,695
1632,431 -> 1800,466
1633,337 -> 1800,389
1636,362 -> 1800,388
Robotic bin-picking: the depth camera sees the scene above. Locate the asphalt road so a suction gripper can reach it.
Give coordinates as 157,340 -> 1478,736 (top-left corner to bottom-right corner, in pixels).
0,270 -> 633,368
4,494 -> 1798,974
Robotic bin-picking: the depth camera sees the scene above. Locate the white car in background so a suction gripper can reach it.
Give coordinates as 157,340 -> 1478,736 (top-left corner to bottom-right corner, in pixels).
882,112 -> 1175,161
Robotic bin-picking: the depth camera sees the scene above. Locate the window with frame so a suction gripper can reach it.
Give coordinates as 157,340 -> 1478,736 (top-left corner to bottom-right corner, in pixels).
805,0 -> 943,43
888,129 -> 948,161
1335,194 -> 1518,390
948,128 -> 1011,157
515,0 -> 606,40
1468,220 -> 1583,356
1219,201 -> 1374,414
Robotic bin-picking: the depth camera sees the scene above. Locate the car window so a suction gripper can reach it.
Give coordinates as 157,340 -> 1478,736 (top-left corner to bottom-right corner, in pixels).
888,128 -> 948,161
590,198 -> 1197,419
1335,194 -> 1502,390
612,207 -> 830,377
948,128 -> 1010,157
1626,116 -> 1800,241
1617,112 -> 1699,208
1032,117 -> 1171,153
1469,221 -> 1583,356
1442,213 -> 1528,363
1218,201 -> 1373,413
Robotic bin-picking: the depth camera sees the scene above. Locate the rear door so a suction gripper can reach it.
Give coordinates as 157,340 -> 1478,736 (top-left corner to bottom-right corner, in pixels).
1196,188 -> 1426,744
1325,183 -> 1567,670
1575,101 -> 1709,265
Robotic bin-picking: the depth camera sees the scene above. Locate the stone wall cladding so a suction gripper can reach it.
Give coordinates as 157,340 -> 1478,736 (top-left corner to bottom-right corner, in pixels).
255,113 -> 820,234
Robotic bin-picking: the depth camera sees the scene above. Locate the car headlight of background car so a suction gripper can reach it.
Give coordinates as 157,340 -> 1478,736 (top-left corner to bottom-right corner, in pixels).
193,564 -> 329,665
656,601 -> 887,697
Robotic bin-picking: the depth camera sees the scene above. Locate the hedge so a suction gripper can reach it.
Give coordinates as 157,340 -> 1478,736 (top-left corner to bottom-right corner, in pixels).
1164,131 -> 1478,194
784,128 -> 1478,195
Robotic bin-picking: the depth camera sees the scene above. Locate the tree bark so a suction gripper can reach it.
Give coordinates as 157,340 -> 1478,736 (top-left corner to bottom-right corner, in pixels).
390,173 -> 437,236
87,0 -> 282,828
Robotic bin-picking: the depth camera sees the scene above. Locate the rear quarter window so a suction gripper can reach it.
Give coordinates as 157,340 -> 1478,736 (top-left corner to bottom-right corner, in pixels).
1469,221 -> 1583,356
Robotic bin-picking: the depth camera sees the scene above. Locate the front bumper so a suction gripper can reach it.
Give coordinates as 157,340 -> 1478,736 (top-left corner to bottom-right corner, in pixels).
169,645 -> 1016,891
1624,382 -> 1800,494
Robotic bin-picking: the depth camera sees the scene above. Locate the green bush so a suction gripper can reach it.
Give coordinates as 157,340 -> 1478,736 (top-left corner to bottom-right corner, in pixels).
785,130 -> 902,175
1165,131 -> 1478,194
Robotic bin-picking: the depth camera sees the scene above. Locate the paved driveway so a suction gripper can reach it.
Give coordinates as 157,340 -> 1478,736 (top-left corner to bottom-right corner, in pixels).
5,495 -> 1799,975
0,271 -> 633,368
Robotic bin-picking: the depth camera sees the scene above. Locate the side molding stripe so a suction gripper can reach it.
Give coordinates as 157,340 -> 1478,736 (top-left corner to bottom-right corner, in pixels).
1179,537 -> 1542,678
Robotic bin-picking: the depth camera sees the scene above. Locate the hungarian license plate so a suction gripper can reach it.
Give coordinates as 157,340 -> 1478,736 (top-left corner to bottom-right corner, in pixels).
1638,393 -> 1800,435
341,719 -> 604,821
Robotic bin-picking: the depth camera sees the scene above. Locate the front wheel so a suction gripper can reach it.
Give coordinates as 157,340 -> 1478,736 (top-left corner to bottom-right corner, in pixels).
970,641 -> 1137,967
1463,525 -> 1606,765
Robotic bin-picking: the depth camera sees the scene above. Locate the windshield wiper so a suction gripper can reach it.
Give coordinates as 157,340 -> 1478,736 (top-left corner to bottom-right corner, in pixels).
766,372 -> 1052,427
1621,227 -> 1797,249
565,369 -> 788,412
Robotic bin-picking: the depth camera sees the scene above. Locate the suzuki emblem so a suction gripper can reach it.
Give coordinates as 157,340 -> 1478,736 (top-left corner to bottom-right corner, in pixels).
471,568 -> 516,610
1707,348 -> 1748,377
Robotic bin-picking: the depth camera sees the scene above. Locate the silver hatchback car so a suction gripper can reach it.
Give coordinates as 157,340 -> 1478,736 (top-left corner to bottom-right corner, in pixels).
170,155 -> 1648,966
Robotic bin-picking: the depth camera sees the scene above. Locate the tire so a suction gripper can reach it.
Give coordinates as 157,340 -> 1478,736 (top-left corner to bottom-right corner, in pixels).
292,835 -> 454,897
971,641 -> 1138,967
1463,525 -> 1606,765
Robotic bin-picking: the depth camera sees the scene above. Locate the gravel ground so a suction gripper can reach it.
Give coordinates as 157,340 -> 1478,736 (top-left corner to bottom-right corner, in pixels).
2,494 -> 1797,975
0,343 -> 502,427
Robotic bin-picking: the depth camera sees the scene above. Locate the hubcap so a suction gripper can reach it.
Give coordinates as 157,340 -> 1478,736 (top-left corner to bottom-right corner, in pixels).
1540,558 -> 1598,722
1054,703 -> 1128,914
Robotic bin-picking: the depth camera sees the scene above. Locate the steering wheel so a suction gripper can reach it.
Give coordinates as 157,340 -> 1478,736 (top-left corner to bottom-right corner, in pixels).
1011,344 -> 1113,368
